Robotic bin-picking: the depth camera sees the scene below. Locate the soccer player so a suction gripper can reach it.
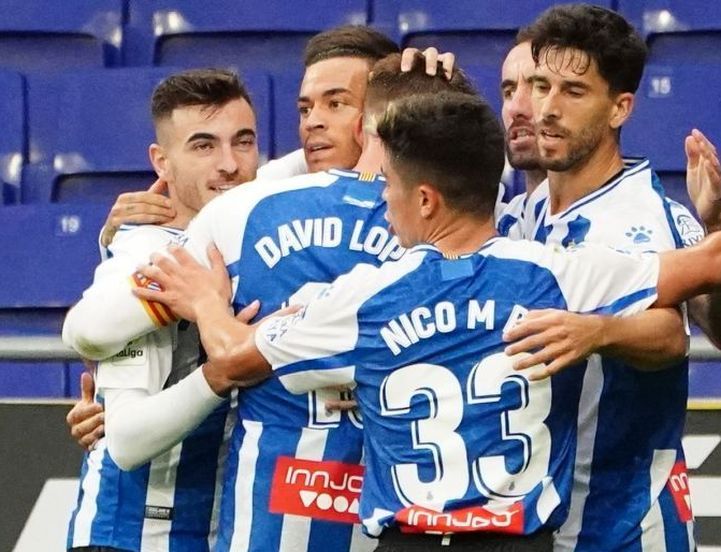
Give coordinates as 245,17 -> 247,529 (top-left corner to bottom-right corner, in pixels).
500,5 -> 721,550
63,69 -> 261,551
63,55 -> 476,552
133,91 -> 721,552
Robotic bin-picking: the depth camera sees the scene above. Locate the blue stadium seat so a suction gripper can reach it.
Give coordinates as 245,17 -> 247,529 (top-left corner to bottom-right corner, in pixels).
622,63 -> 721,210
124,0 -> 368,70
23,67 -> 271,204
463,64 -> 502,117
372,0 -> 614,71
24,68 -> 174,204
0,204 -> 107,309
618,1 -> 721,64
0,70 -> 26,205
273,70 -> 304,157
0,0 -> 123,72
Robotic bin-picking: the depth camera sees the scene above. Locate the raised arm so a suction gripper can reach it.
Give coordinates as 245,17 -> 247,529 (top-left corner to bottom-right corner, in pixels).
685,128 -> 721,349
99,179 -> 175,247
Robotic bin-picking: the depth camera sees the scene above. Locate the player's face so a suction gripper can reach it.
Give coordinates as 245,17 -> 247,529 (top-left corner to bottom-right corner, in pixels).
298,57 -> 368,172
501,42 -> 542,171
382,154 -> 422,248
156,98 -> 259,219
531,47 -> 618,172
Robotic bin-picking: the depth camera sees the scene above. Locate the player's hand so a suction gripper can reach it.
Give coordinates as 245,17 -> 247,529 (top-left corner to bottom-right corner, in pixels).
400,47 -> 456,79
66,370 -> 105,450
322,385 -> 358,413
133,244 -> 231,322
100,179 -> 176,247
503,309 -> 605,380
686,128 -> 721,232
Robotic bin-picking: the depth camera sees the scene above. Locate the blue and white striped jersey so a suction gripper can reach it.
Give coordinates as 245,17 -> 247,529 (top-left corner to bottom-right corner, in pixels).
67,225 -> 232,552
520,158 -> 703,552
182,169 -> 404,552
255,238 -> 660,538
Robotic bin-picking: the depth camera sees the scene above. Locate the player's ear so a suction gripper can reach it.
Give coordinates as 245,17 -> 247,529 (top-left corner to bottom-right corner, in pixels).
353,113 -> 364,148
609,92 -> 634,130
149,143 -> 169,179
418,184 -> 439,219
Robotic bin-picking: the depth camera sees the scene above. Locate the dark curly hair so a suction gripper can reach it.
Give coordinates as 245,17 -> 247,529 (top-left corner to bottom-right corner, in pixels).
522,4 -> 647,93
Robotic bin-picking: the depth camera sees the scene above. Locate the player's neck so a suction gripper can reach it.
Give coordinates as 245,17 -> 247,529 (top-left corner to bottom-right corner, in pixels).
426,214 -> 497,257
524,169 -> 547,195
353,137 -> 383,174
547,138 -> 623,214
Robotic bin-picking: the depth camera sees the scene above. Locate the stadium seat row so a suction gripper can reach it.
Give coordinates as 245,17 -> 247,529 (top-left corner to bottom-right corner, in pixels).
1,1 -> 719,72
0,60 -> 717,212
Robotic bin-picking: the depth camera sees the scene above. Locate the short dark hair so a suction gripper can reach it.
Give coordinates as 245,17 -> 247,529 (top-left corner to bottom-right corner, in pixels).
377,92 -> 505,220
303,25 -> 399,67
366,52 -> 477,112
523,4 -> 647,93
151,68 -> 253,122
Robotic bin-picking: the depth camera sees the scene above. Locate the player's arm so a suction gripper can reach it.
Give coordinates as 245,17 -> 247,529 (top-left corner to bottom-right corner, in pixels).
63,228 -> 179,360
134,244 -> 269,394
99,179 -> 175,247
103,369 -> 225,470
134,245 -> 393,394
510,235 -> 721,379
685,128 -> 721,349
504,308 -> 687,374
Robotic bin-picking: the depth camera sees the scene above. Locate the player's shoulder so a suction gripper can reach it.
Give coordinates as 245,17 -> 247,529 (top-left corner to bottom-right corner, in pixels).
109,224 -> 184,257
203,170 -> 344,215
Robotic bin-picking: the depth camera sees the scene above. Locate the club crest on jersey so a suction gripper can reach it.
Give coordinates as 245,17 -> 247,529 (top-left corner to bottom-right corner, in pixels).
675,213 -> 704,246
269,456 -> 363,524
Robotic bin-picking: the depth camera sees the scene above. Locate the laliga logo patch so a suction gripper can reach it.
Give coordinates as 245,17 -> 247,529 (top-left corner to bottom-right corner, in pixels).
269,456 -> 363,523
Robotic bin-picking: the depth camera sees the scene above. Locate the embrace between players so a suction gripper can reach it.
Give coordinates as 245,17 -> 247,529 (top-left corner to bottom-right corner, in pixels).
63,4 -> 721,552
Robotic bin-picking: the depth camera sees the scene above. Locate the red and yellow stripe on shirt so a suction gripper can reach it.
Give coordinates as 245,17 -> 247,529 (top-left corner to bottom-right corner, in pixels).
130,272 -> 178,327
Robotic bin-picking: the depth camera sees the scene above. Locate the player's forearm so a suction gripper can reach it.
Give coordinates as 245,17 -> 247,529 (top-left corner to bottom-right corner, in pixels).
657,233 -> 721,307
597,308 -> 688,370
194,296 -> 269,393
104,369 -> 225,470
62,281 -> 159,360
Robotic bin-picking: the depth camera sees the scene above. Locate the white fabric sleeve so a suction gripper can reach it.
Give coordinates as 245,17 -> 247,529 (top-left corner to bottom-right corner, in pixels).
257,253 -> 425,394
103,368 -> 225,470
62,226 -> 179,360
541,242 -> 660,316
256,148 -> 307,181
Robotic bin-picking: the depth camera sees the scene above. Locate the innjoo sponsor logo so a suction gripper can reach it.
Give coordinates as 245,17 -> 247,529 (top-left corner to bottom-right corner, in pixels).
269,456 -> 364,523
667,460 -> 693,522
396,502 -> 524,534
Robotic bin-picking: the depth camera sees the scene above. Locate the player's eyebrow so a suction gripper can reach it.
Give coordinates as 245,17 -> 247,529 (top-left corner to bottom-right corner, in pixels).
186,132 -> 217,144
298,87 -> 352,103
235,128 -> 256,139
